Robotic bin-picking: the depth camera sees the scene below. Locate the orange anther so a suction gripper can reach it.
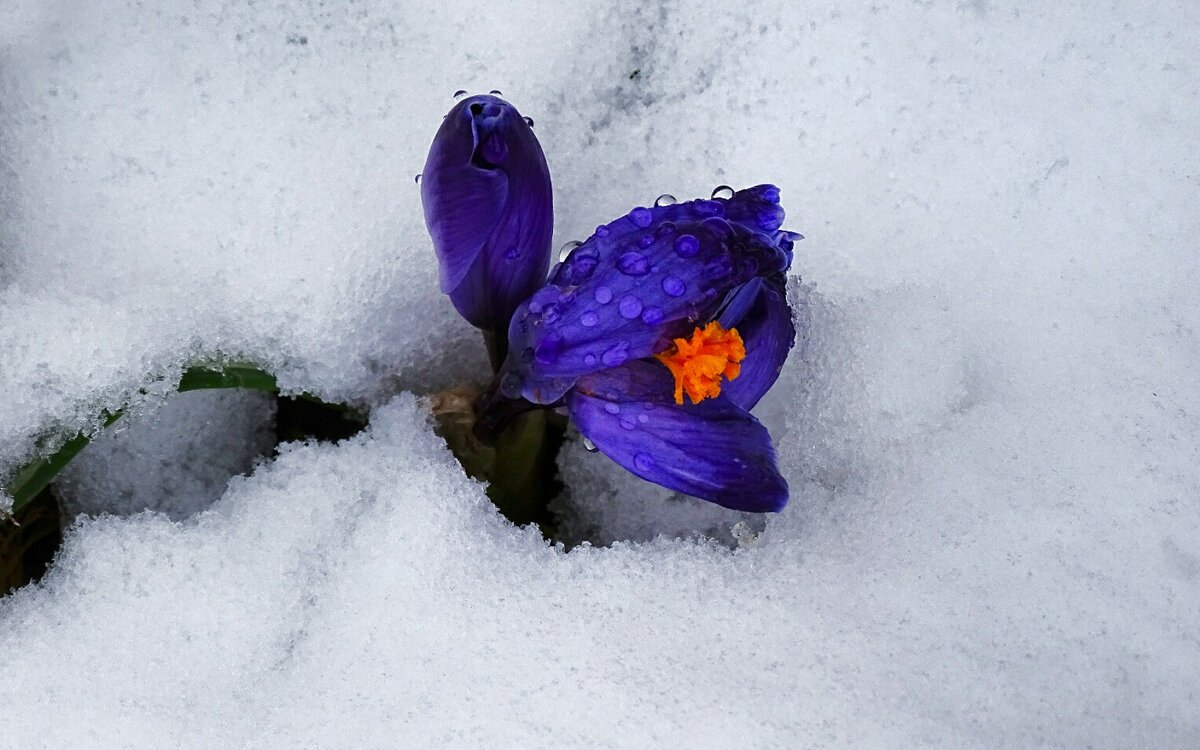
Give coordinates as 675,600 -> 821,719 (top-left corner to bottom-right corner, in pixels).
653,321 -> 745,405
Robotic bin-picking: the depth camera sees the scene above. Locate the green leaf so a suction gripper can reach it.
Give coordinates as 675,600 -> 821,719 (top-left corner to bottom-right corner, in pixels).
178,364 -> 279,392
4,410 -> 123,515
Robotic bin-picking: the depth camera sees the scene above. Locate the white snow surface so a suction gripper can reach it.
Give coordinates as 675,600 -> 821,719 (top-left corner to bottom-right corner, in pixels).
2,1 -> 1199,747
55,389 -> 277,520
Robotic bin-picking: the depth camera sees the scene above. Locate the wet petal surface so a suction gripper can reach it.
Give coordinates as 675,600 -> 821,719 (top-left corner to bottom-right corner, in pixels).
503,216 -> 789,403
566,360 -> 788,512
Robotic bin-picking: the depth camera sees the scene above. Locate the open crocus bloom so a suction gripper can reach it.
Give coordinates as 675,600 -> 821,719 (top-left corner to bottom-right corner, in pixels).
421,94 -> 553,333
495,186 -> 800,512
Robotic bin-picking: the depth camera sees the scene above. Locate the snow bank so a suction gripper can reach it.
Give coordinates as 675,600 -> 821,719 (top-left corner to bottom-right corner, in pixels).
1,1 -> 1198,747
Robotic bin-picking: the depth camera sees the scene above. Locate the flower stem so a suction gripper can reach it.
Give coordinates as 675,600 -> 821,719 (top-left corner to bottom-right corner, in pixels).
482,330 -> 507,374
430,384 -> 564,530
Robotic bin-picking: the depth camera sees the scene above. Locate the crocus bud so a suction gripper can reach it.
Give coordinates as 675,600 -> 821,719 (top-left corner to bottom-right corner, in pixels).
420,94 -> 553,334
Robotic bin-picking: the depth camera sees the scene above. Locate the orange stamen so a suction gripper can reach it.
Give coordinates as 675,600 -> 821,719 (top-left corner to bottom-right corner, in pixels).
653,321 -> 745,405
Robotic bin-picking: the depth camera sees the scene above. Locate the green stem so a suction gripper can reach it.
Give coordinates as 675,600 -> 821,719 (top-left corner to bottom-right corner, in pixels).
2,364 -> 358,517
482,330 -> 507,374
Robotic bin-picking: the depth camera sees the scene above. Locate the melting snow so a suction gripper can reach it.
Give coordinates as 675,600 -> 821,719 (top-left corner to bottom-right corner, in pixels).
1,1 -> 1197,746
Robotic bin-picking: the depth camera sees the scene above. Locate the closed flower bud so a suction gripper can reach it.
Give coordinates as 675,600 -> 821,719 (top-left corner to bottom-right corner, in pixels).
420,94 -> 553,334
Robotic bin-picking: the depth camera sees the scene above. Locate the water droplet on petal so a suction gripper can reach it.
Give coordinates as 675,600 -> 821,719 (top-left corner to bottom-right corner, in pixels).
601,342 -> 629,367
711,185 -> 735,200
620,416 -> 638,430
655,221 -> 677,238
629,206 -> 653,228
453,89 -> 468,100
617,251 -> 650,276
633,453 -> 656,472
584,353 -> 597,366
583,437 -> 598,452
595,225 -> 611,238
641,307 -> 664,325
654,193 -> 677,207
594,286 -> 613,304
489,89 -> 503,96
619,295 -> 643,319
504,246 -> 521,260
675,234 -> 700,258
414,173 -> 421,184
541,304 -> 562,324
637,413 -> 649,424
500,372 -> 523,397
662,276 -> 686,297
561,254 -> 598,284
558,240 -> 582,262
523,116 -> 535,127
603,402 -> 620,415
580,312 -> 600,327
529,286 -> 560,314
638,234 -> 654,249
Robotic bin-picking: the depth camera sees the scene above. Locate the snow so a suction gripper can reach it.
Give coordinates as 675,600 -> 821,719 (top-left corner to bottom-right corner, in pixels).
2,1 -> 1199,747
56,389 -> 277,520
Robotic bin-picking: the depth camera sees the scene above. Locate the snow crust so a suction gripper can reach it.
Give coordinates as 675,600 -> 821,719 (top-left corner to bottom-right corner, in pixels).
2,1 -> 1199,746
56,389 -> 276,520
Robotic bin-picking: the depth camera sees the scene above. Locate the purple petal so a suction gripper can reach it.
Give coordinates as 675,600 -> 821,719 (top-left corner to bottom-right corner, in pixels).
501,217 -> 789,404
421,95 -> 553,330
550,185 -> 791,280
719,275 -> 795,411
566,360 -> 789,512
715,277 -> 764,330
722,184 -> 787,234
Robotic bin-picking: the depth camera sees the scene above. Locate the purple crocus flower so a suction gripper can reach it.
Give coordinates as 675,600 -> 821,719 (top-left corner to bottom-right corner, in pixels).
490,186 -> 799,512
421,94 -> 553,337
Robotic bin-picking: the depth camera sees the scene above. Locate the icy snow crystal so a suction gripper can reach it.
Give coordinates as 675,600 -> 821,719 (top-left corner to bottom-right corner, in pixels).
1,1 -> 1198,747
